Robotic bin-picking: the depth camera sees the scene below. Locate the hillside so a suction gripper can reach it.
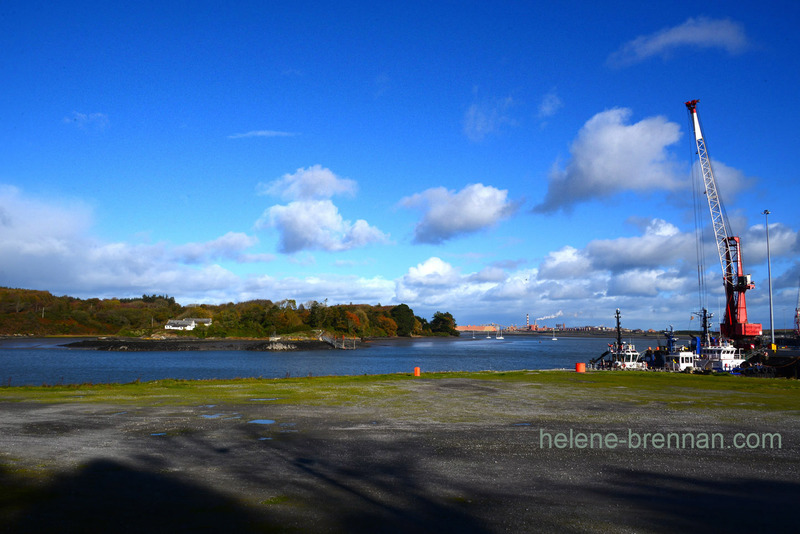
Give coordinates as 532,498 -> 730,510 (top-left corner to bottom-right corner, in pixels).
0,287 -> 458,338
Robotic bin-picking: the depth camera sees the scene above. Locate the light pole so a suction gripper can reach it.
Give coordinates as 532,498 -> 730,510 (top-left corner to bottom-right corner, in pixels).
763,210 -> 775,347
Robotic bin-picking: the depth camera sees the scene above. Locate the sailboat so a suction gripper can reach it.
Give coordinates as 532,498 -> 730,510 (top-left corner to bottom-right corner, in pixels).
496,327 -> 504,340
552,327 -> 557,341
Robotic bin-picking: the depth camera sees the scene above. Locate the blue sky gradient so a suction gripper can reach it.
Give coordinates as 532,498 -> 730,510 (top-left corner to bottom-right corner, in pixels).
2,1 -> 799,330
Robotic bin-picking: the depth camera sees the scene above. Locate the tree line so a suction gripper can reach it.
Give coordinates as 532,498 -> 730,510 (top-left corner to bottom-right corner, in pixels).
0,287 -> 459,338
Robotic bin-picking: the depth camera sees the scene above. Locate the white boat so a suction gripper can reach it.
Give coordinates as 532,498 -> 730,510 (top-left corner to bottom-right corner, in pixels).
695,340 -> 745,372
610,341 -> 646,370
664,350 -> 697,372
652,326 -> 696,372
496,328 -> 504,340
589,309 -> 645,370
552,328 -> 557,341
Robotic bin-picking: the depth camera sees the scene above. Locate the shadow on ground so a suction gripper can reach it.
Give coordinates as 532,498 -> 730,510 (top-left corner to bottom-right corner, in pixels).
2,425 -> 799,533
0,460 -> 275,533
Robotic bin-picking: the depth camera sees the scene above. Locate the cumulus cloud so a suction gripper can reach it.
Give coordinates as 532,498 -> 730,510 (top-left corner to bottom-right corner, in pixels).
228,130 -> 297,139
463,96 -> 516,141
538,246 -> 593,280
401,183 -> 518,244
172,232 -> 272,264
586,219 -> 694,273
0,186 -> 270,300
257,165 -> 357,201
741,221 -> 800,265
257,200 -> 388,253
540,219 -> 694,278
533,108 -> 683,213
403,257 -> 462,287
696,159 -> 755,204
255,166 -> 387,254
608,17 -> 749,67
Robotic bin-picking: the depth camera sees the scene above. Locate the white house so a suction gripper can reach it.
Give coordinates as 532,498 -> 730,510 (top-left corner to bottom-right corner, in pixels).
165,318 -> 213,331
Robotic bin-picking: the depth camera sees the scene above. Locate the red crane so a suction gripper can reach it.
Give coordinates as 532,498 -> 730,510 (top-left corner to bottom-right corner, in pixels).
686,100 -> 762,345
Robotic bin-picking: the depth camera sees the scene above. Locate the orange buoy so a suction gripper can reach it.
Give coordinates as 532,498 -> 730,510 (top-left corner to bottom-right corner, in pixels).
575,362 -> 586,373
414,366 -> 421,377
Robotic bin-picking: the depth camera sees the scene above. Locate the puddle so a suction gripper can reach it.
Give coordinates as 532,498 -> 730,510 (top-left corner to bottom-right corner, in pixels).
201,414 -> 226,419
513,423 -> 532,427
111,411 -> 127,416
200,404 -> 217,408
258,437 -> 273,441
151,432 -> 167,436
248,419 -> 276,425
201,413 -> 241,420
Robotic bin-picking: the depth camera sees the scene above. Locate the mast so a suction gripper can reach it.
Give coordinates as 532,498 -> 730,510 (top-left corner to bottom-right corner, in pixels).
685,100 -> 762,345
795,277 -> 800,337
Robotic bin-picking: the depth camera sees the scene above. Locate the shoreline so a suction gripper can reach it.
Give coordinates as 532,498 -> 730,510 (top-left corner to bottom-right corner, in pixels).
61,337 -> 335,351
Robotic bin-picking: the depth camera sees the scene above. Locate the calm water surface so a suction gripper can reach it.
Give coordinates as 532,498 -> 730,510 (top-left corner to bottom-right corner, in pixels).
0,335 -> 660,386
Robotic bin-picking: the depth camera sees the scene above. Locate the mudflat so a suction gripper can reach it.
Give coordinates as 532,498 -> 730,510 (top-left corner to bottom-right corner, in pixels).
1,371 -> 798,533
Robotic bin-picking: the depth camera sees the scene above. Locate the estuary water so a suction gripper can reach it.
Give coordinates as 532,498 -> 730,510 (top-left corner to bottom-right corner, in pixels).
0,334 -> 660,386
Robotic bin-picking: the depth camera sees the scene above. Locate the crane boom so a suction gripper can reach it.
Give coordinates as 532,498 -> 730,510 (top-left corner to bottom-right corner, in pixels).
685,100 -> 762,344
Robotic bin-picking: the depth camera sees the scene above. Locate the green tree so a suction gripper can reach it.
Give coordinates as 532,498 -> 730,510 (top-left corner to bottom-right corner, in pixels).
430,311 -> 459,336
390,304 -> 415,337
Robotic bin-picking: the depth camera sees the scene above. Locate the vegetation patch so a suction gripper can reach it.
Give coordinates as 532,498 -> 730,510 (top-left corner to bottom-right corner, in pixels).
1,370 -> 798,413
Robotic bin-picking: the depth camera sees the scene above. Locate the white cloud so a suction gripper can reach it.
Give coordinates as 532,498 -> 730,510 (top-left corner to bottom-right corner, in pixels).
538,90 -> 562,118
401,183 -> 518,244
539,246 -> 592,280
257,165 -> 357,201
0,186 -> 267,300
257,199 -> 388,253
697,159 -> 755,203
403,257 -> 462,287
534,108 -> 682,213
607,269 -> 672,297
255,166 -> 387,254
608,17 -> 749,67
463,96 -> 515,141
586,219 -> 693,273
741,221 -> 800,265
63,111 -> 109,129
172,232 -> 271,264
228,130 -> 297,139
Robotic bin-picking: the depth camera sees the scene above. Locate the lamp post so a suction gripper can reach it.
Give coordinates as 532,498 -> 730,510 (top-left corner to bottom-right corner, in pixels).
763,210 -> 775,347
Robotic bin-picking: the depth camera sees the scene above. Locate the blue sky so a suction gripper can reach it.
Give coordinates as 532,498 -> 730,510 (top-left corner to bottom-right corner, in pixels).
2,1 -> 800,331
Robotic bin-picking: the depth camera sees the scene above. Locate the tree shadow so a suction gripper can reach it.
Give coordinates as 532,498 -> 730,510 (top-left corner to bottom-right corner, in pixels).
1,459 -> 278,533
587,466 -> 800,532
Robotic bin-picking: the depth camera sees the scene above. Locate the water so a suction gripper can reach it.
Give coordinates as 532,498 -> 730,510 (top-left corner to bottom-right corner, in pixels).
0,335 -> 661,386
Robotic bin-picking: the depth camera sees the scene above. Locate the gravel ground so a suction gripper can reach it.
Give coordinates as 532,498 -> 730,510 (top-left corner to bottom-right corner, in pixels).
1,377 -> 798,533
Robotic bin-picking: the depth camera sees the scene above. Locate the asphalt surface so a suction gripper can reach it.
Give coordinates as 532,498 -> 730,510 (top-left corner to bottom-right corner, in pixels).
1,377 -> 799,533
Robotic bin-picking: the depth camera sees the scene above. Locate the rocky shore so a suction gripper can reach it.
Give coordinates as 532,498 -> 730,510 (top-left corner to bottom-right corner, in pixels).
63,338 -> 334,351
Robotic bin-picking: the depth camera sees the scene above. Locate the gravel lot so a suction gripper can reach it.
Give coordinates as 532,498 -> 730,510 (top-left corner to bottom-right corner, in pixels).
1,375 -> 798,533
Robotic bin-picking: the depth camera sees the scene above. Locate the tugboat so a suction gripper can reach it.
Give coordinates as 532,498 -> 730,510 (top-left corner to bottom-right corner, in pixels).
649,325 -> 696,372
589,309 -> 645,370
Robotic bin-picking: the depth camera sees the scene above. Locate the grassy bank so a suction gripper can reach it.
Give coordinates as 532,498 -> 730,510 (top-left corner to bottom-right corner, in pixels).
2,370 -> 799,412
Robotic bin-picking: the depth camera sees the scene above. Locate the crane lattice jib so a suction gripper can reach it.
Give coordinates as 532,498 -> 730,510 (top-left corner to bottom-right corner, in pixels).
686,101 -> 735,289
685,100 -> 760,341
